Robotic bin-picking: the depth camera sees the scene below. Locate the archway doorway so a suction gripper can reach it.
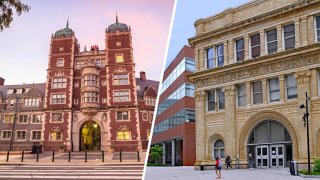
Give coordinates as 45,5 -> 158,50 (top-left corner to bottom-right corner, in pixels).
80,121 -> 101,151
247,120 -> 292,168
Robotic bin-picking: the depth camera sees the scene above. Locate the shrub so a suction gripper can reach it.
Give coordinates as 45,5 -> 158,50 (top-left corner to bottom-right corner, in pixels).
313,157 -> 320,173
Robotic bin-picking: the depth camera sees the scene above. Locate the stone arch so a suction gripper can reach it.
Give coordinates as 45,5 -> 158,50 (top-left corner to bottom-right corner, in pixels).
207,133 -> 225,160
238,110 -> 299,161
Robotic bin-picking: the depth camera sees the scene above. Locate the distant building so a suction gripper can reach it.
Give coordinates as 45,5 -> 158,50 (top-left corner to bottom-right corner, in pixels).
189,0 -> 320,169
0,15 -> 158,152
152,46 -> 196,166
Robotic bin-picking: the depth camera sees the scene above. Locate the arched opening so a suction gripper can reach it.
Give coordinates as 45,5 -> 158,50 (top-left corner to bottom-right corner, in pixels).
80,121 -> 101,151
247,120 -> 292,168
212,139 -> 225,159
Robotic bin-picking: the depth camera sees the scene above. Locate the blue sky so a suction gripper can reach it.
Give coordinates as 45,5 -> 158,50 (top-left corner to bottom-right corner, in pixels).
166,0 -> 249,67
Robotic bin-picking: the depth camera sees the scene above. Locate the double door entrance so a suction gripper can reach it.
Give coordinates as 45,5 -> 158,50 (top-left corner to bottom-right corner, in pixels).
255,144 -> 285,168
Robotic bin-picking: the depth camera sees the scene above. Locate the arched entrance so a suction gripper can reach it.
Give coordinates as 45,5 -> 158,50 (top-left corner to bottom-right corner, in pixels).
247,120 -> 292,168
80,121 -> 101,151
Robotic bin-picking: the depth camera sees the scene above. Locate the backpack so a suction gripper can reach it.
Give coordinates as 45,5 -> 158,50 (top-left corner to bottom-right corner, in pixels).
218,160 -> 224,168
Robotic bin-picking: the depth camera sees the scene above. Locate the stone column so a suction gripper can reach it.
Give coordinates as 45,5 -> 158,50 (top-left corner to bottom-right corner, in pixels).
279,75 -> 286,102
171,139 -> 176,166
246,82 -> 252,107
244,35 -> 250,60
223,41 -> 228,65
310,69 -> 318,99
199,49 -> 205,71
300,17 -> 308,46
259,30 -> 266,56
307,15 -> 316,45
162,142 -> 166,165
276,24 -> 283,52
228,39 -> 234,64
294,18 -> 300,48
262,78 -> 268,104
222,85 -> 237,159
72,131 -> 80,151
294,70 -> 313,160
194,91 -> 207,164
195,49 -> 200,72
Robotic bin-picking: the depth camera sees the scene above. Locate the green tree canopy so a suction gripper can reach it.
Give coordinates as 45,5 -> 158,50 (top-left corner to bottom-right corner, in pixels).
149,145 -> 163,164
0,0 -> 30,31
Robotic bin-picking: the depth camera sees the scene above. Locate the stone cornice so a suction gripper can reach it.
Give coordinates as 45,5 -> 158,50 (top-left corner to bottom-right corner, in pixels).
188,44 -> 320,88
189,0 -> 319,47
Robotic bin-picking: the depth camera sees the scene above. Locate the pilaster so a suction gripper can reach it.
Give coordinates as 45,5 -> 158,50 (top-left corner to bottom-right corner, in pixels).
301,16 -> 308,46
228,39 -> 234,64
194,90 -> 207,162
307,15 -> 315,45
259,30 -> 266,56
244,35 -> 249,60
294,18 -> 300,48
276,24 -> 283,52
223,41 -> 228,65
279,75 -> 285,102
246,82 -> 252,107
262,78 -> 268,104
199,49 -> 205,71
195,49 -> 200,72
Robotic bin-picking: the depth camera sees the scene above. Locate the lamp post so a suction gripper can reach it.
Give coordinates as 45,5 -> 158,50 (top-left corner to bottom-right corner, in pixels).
299,92 -> 311,174
8,95 -> 18,151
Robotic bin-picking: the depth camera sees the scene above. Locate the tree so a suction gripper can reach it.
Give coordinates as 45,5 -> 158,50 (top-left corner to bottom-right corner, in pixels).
0,0 -> 30,31
149,145 -> 163,164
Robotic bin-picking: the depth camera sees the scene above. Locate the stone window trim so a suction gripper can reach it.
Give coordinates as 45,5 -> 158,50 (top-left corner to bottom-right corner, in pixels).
237,84 -> 247,107
113,89 -> 130,102
50,112 -> 64,123
249,33 -> 261,58
268,78 -> 280,103
17,114 -> 29,124
116,110 -> 130,121
205,44 -> 224,69
52,77 -> 67,89
83,74 -> 98,87
1,130 -> 12,140
51,93 -> 66,104
30,130 -> 42,141
252,81 -> 263,105
82,91 -> 99,103
31,114 -> 43,124
57,58 -> 64,67
282,23 -> 295,50
206,89 -> 225,112
265,28 -> 278,55
113,73 -> 129,86
285,75 -> 298,100
234,38 -> 245,62
15,130 -> 27,141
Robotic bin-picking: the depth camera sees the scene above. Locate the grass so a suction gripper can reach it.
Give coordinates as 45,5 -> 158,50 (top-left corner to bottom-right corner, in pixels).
299,169 -> 320,175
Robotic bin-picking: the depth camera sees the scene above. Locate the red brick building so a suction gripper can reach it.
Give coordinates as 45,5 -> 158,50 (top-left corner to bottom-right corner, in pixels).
151,46 -> 196,166
0,16 -> 158,152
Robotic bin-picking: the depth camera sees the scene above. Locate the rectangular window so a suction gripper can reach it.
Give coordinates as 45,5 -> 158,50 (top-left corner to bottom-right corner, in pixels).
96,59 -> 101,67
57,58 -> 64,67
316,16 -> 320,42
51,94 -> 66,104
7,89 -> 14,94
113,74 -> 129,85
251,34 -> 260,58
16,89 -> 23,94
286,75 -> 297,99
52,113 -> 63,122
32,114 -> 42,123
83,92 -> 98,102
50,132 -> 62,141
16,131 -> 26,140
18,115 -> 28,123
32,131 -> 41,140
1,131 -> 12,140
52,78 -> 67,88
117,131 -> 131,140
284,24 -> 295,50
237,85 -> 247,106
207,90 -> 215,111
206,48 -> 214,69
266,29 -> 278,54
84,75 -> 97,86
269,78 -> 280,102
4,115 -> 14,123
115,54 -> 124,63
217,45 -> 224,67
217,89 -> 225,110
252,81 -> 263,104
24,98 -> 39,106
114,90 -> 129,102
236,38 -> 245,61
117,111 -> 129,121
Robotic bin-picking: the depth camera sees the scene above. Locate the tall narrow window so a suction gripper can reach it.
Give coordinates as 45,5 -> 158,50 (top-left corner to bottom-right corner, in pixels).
236,38 -> 245,61
207,90 -> 215,111
206,48 -> 214,69
57,58 -> 64,67
18,115 -> 28,123
269,78 -> 280,102
217,45 -> 224,67
284,24 -> 295,50
252,81 -> 263,104
266,29 -> 278,54
213,139 -> 225,159
316,16 -> 320,42
32,131 -> 41,141
237,84 -> 247,106
251,34 -> 260,58
286,75 -> 297,99
217,89 -> 225,109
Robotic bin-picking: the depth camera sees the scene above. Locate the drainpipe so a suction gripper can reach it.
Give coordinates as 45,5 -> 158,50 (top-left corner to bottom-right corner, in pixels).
71,108 -> 74,152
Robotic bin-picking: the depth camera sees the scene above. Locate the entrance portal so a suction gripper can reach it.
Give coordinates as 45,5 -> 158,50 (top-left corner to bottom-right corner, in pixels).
247,120 -> 292,168
80,121 -> 101,151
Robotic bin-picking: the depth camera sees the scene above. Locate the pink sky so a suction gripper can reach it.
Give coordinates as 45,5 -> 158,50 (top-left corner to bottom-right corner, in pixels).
0,0 -> 175,84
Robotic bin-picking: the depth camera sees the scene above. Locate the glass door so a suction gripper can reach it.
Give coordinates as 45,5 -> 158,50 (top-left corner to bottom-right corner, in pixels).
270,144 -> 285,168
256,145 -> 269,168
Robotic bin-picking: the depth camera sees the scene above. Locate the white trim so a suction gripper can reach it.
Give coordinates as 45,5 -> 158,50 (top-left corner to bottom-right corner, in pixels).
1,130 -> 12,140
15,130 -> 27,141
51,77 -> 67,89
50,112 -> 64,123
57,58 -> 64,67
113,89 -> 130,102
30,130 -> 42,142
50,92 -> 66,104
30,114 -> 43,124
115,110 -> 130,122
283,23 -> 295,50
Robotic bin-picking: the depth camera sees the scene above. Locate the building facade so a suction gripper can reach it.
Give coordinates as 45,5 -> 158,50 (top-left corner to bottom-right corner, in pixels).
0,16 -> 158,152
188,0 -> 320,168
152,46 -> 196,166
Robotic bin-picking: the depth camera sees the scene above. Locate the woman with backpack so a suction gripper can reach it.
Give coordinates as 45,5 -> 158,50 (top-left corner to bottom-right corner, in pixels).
215,157 -> 222,179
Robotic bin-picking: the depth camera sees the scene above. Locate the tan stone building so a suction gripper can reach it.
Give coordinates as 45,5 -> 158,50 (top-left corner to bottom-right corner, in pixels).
188,0 -> 320,168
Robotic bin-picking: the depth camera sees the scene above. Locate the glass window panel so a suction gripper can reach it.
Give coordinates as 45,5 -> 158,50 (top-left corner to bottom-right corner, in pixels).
236,39 -> 244,50
316,16 -> 320,29
284,24 -> 295,37
251,46 -> 260,58
268,42 -> 277,54
251,34 -> 260,46
284,37 -> 295,50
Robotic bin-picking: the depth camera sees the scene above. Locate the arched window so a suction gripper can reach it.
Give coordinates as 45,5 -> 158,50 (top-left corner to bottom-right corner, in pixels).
213,139 -> 225,159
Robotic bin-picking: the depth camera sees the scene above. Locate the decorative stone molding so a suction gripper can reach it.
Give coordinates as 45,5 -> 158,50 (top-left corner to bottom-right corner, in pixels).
222,85 -> 236,96
194,91 -> 206,102
54,71 -> 66,77
294,70 -> 311,84
114,67 -> 127,73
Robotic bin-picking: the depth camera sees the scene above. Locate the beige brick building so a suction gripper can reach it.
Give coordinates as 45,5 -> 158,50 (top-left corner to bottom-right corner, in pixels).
188,0 -> 320,168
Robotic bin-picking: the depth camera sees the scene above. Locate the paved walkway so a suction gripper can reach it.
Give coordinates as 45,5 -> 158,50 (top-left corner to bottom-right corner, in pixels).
144,167 -> 304,180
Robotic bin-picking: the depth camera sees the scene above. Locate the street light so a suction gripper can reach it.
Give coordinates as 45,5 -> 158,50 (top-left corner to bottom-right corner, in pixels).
299,92 -> 311,174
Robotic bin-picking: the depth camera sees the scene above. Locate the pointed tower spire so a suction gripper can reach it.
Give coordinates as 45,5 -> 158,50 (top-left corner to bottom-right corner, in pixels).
116,11 -> 118,24
66,16 -> 69,28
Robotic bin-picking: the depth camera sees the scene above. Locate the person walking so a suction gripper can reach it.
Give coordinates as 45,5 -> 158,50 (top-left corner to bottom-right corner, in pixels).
248,152 -> 254,170
215,157 -> 222,179
225,155 -> 232,170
